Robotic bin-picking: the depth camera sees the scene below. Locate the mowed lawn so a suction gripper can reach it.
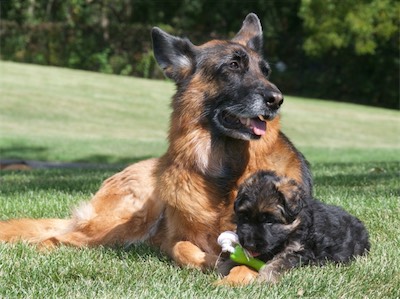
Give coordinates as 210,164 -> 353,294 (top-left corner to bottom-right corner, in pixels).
0,61 -> 399,298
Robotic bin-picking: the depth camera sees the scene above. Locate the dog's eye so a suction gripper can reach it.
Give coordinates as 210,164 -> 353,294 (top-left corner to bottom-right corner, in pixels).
229,61 -> 240,70
260,63 -> 271,77
260,213 -> 274,224
237,213 -> 250,223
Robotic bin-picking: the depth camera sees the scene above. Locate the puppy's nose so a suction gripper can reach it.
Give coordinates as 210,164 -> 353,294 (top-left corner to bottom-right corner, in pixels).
242,239 -> 257,252
265,91 -> 284,108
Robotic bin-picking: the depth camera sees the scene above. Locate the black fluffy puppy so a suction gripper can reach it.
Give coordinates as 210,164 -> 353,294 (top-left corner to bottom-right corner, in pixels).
232,171 -> 370,283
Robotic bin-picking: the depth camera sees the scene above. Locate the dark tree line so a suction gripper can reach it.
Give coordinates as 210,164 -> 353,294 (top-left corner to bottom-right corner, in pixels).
1,0 -> 398,108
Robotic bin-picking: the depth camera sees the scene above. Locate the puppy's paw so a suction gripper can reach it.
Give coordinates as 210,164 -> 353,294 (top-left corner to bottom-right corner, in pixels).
257,264 -> 281,284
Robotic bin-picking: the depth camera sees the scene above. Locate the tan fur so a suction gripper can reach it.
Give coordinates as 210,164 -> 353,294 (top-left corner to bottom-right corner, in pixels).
0,218 -> 73,244
1,158 -> 164,248
155,110 -> 306,270
217,265 -> 258,286
0,15 -> 309,285
219,240 -> 304,286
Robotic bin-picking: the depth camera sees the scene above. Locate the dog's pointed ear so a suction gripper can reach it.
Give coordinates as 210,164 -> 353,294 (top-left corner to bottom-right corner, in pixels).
152,27 -> 196,82
232,13 -> 263,53
275,178 -> 305,221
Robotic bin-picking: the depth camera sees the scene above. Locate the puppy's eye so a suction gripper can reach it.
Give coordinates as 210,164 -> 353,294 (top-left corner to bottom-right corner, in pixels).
260,213 -> 273,224
237,213 -> 250,223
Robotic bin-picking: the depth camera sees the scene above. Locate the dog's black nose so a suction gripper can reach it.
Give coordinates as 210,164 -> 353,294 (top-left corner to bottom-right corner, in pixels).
241,239 -> 257,252
265,91 -> 284,108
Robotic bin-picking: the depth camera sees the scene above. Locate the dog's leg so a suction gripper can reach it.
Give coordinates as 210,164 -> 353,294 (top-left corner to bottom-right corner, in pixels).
0,218 -> 73,244
39,182 -> 165,249
164,240 -> 218,270
39,231 -> 94,249
257,260 -> 284,284
258,244 -> 303,284
217,251 -> 301,286
39,208 -> 165,249
216,265 -> 258,286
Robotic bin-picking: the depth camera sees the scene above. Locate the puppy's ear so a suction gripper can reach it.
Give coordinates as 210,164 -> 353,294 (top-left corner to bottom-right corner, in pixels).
275,178 -> 305,221
152,28 -> 197,82
232,13 -> 263,53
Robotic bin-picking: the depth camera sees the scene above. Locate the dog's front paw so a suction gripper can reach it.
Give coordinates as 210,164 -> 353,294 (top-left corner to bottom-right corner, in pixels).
257,264 -> 281,284
216,265 -> 258,286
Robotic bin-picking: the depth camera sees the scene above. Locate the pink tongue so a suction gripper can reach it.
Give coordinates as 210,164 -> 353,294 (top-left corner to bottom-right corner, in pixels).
248,250 -> 261,257
250,119 -> 267,136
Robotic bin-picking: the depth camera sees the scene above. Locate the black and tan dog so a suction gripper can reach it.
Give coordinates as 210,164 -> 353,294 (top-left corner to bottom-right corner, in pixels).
1,14 -> 312,283
221,171 -> 370,284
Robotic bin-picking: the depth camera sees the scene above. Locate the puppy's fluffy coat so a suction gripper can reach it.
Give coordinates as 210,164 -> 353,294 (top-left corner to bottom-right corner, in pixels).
227,171 -> 370,283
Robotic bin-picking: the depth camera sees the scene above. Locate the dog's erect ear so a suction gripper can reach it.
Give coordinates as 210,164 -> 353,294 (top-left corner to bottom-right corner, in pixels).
275,178 -> 305,221
232,13 -> 263,53
152,27 -> 197,82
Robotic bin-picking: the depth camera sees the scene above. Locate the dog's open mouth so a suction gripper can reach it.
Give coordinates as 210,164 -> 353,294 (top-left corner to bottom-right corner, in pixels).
221,111 -> 267,136
245,249 -> 262,258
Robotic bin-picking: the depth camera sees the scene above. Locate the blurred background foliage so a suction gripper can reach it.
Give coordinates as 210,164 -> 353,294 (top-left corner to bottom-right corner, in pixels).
1,0 -> 398,108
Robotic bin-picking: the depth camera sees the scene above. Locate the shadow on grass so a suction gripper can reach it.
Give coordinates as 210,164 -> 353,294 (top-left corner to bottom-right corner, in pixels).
0,168 -> 115,195
100,243 -> 169,263
0,145 -> 48,156
1,160 -> 398,196
1,160 -> 397,263
312,160 -> 399,188
0,145 -> 159,166
0,156 -> 152,196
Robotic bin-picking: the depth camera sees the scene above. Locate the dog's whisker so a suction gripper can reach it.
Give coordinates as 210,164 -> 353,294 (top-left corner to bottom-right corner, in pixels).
243,248 -> 252,261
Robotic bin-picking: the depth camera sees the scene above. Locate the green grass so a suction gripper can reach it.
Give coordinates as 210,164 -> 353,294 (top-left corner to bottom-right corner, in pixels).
1,61 -> 398,164
1,61 -> 399,298
0,61 -> 172,164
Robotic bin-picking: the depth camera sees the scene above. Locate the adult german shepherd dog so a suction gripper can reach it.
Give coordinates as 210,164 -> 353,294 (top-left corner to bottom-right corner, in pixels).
0,14 -> 312,282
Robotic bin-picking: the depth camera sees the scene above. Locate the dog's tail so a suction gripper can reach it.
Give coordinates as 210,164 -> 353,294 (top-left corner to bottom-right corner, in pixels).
0,218 -> 73,244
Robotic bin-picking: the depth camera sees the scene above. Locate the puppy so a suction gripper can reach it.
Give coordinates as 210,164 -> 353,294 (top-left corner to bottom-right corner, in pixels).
229,170 -> 370,284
